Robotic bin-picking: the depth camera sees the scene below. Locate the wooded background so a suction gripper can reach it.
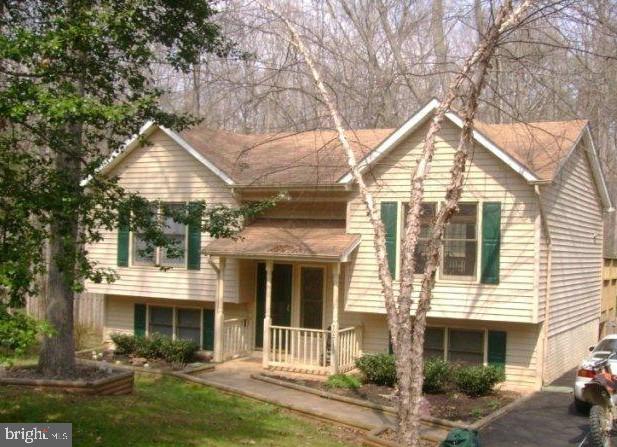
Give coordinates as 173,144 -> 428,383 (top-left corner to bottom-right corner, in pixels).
151,0 -> 617,253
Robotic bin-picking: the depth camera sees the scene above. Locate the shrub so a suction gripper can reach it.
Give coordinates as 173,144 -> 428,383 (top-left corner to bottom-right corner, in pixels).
159,337 -> 198,365
453,365 -> 505,397
110,333 -> 138,355
134,334 -> 165,359
325,373 -> 361,390
110,333 -> 198,365
355,353 -> 396,387
423,358 -> 451,394
0,308 -> 52,365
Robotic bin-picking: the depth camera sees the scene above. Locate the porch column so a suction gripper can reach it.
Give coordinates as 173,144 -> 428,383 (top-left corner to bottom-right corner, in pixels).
262,260 -> 274,368
330,263 -> 341,374
213,257 -> 226,362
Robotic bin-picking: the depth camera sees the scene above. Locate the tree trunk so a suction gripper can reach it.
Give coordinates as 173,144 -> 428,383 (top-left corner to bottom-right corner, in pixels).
38,227 -> 76,377
38,129 -> 81,377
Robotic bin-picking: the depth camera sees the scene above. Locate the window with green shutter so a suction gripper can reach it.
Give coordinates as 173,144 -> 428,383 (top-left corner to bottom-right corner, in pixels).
117,206 -> 130,267
487,330 -> 507,367
381,202 -> 398,278
134,304 -> 146,337
481,202 -> 501,284
187,202 -> 202,270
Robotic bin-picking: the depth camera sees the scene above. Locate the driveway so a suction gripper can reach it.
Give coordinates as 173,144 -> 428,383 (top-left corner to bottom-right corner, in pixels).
480,391 -> 614,446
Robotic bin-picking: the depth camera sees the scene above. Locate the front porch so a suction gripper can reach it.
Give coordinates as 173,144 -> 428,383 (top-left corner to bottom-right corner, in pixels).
217,261 -> 363,375
206,218 -> 363,375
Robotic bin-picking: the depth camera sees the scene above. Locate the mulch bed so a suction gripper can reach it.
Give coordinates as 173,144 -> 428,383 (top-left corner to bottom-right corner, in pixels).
3,364 -> 111,381
378,427 -> 438,446
270,374 -> 519,423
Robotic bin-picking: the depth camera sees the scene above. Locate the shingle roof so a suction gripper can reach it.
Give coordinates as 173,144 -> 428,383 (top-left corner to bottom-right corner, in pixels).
203,219 -> 361,261
180,128 -> 393,186
180,119 -> 587,186
474,120 -> 588,181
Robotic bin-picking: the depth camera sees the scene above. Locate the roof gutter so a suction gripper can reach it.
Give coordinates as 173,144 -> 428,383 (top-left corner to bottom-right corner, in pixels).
535,184 -> 552,386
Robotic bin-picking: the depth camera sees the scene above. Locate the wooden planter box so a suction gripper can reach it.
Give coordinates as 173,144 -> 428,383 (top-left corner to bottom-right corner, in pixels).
0,369 -> 134,395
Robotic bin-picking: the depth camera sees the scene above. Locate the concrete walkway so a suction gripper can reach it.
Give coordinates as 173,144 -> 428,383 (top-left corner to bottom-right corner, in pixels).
181,356 -> 447,441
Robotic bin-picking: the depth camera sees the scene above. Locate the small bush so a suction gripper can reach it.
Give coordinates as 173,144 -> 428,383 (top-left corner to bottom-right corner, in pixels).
423,358 -> 451,394
325,373 -> 361,390
134,334 -> 165,359
453,365 -> 505,397
0,308 -> 52,365
159,337 -> 198,365
110,333 -> 138,355
355,353 -> 396,387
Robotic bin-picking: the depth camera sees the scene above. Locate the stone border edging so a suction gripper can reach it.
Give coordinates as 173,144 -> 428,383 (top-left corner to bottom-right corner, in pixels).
253,372 -> 534,432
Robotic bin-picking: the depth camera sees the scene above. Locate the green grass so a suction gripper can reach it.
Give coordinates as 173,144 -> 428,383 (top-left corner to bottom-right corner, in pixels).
0,374 -> 358,447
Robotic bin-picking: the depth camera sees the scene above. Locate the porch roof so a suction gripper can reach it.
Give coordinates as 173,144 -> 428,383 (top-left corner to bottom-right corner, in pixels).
204,219 -> 361,262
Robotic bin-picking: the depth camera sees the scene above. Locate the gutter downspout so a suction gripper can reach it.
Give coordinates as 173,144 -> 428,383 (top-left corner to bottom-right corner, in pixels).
535,185 -> 552,385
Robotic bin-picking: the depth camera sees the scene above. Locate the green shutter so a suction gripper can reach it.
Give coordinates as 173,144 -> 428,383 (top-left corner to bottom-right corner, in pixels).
187,202 -> 202,270
381,202 -> 398,278
134,304 -> 146,337
202,309 -> 214,351
487,330 -> 507,367
117,206 -> 130,267
481,202 -> 501,284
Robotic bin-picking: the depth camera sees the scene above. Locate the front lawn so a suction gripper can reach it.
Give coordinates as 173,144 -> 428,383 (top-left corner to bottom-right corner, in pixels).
0,374 -> 359,447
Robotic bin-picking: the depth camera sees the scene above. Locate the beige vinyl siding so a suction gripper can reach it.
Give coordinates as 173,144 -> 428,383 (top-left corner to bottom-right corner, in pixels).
541,144 -> 603,336
85,129 -> 240,303
540,143 -> 603,383
261,201 -> 347,220
544,318 -> 598,383
104,295 -> 250,341
346,120 -> 539,323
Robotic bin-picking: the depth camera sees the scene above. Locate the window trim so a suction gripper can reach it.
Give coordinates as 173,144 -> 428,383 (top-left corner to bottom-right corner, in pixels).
145,303 -> 204,349
397,200 -> 482,284
129,201 -> 189,269
439,202 -> 479,281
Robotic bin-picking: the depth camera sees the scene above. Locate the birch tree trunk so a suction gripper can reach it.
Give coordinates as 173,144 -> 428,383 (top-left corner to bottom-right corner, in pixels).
259,1 -> 533,445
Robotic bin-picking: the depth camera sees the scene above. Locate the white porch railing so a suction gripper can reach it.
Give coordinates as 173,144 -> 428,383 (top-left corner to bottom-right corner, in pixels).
222,318 -> 252,361
337,326 -> 362,372
268,325 -> 362,374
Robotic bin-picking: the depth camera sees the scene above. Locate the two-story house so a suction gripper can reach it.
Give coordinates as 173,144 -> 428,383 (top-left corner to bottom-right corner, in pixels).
86,99 -> 613,389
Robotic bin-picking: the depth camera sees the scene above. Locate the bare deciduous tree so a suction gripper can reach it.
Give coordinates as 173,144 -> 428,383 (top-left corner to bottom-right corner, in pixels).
257,0 -> 534,445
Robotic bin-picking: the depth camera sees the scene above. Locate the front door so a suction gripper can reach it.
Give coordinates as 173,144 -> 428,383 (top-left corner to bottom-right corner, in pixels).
255,263 -> 292,348
300,266 -> 324,329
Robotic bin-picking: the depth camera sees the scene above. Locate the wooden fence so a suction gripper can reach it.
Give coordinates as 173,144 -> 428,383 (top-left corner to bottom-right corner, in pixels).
26,292 -> 105,335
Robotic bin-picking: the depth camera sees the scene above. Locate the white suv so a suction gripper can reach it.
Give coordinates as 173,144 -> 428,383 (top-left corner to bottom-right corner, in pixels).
574,334 -> 617,412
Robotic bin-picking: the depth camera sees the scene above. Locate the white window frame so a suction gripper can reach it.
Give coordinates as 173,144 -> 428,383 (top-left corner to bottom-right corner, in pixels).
438,201 -> 480,283
130,201 -> 189,269
145,303 -> 204,349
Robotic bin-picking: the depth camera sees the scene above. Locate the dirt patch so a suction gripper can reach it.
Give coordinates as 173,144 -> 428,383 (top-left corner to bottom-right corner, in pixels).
378,427 -> 438,446
3,364 -> 111,381
270,374 -> 519,423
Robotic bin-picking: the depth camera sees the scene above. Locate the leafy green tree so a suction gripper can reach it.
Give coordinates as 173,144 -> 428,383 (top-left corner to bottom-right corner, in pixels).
0,0 -> 264,377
